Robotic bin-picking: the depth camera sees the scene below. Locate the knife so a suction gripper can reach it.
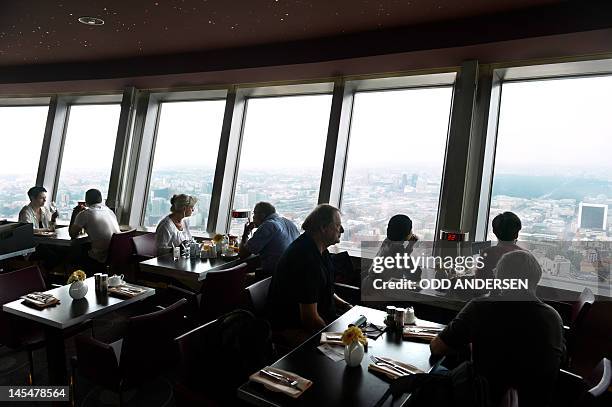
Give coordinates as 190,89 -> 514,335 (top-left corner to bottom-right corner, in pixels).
260,369 -> 300,389
371,356 -> 413,375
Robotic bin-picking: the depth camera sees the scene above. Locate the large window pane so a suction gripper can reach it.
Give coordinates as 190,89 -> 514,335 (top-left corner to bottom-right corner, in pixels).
230,94 -> 332,235
56,104 -> 121,220
489,76 -> 612,242
144,100 -> 225,231
0,106 -> 48,219
341,87 -> 453,248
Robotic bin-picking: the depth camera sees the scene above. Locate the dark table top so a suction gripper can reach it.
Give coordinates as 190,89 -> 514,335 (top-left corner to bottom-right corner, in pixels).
139,253 -> 254,282
2,277 -> 155,329
237,305 -> 444,407
32,226 -> 89,247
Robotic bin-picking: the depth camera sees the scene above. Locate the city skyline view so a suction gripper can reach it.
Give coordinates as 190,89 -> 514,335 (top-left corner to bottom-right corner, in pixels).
1,75 -> 610,295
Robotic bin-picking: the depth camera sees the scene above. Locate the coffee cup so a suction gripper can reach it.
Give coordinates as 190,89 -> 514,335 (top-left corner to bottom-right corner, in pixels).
108,274 -> 124,287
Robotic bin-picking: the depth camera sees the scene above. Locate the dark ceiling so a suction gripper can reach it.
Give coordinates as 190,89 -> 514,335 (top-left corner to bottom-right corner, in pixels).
1,0 -> 565,67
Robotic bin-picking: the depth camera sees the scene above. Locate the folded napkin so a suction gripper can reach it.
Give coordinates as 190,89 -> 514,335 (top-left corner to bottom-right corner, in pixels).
108,284 -> 146,299
249,366 -> 312,398
403,326 -> 443,342
21,292 -> 60,308
368,356 -> 424,380
320,332 -> 344,346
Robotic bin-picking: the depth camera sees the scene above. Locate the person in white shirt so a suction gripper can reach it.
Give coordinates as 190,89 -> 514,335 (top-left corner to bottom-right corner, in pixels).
69,189 -> 121,264
155,194 -> 196,255
18,186 -> 58,230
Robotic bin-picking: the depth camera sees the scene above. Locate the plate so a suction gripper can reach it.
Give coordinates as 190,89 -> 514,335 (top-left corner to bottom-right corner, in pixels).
221,252 -> 239,259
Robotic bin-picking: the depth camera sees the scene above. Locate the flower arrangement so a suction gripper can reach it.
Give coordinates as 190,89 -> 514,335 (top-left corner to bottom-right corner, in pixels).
341,326 -> 367,346
67,270 -> 87,284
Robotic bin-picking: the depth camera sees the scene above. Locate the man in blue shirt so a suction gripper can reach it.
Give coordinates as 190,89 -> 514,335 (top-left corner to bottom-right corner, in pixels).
239,202 -> 300,277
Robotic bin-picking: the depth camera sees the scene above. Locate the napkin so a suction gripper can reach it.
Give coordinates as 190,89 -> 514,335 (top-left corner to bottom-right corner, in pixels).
368,357 -> 424,380
108,284 -> 146,299
249,366 -> 312,398
320,332 -> 344,346
20,292 -> 60,308
402,326 -> 443,342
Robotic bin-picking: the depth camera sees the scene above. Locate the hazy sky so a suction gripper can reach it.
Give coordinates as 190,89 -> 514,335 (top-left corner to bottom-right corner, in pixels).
2,74 -> 611,181
495,76 -> 612,177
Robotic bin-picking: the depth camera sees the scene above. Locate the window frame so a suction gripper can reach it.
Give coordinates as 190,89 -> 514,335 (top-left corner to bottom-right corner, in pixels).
476,57 -> 612,241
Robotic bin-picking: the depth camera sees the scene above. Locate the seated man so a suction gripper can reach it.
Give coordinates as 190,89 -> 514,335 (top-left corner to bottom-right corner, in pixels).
18,186 -> 58,230
239,202 -> 300,277
267,204 -> 352,343
69,189 -> 120,270
476,211 -> 524,281
430,251 -> 565,407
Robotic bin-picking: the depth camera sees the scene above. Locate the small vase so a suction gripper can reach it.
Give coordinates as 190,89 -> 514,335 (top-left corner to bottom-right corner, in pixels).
69,280 -> 88,300
344,341 -> 365,367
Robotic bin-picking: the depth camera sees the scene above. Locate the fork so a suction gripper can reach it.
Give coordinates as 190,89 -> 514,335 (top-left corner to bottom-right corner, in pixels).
260,369 -> 300,389
369,355 -> 411,375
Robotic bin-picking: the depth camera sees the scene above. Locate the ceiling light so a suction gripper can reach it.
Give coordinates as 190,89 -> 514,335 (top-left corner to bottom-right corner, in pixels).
78,16 -> 104,26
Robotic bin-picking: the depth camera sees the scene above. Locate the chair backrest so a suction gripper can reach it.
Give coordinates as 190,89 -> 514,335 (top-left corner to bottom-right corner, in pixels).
587,358 -> 611,397
570,287 -> 595,328
107,229 -> 136,266
175,309 -> 272,400
0,266 -> 47,346
132,233 -> 157,258
570,301 -> 612,377
174,318 -> 217,388
120,298 -> 187,387
245,276 -> 271,318
199,263 -> 249,323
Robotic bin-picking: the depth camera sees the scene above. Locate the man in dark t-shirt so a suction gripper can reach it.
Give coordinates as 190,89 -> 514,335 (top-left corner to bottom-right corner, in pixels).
267,204 -> 352,340
431,251 -> 565,407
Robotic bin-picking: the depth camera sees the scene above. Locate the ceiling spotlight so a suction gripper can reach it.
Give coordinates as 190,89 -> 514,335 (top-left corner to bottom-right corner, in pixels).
78,16 -> 104,26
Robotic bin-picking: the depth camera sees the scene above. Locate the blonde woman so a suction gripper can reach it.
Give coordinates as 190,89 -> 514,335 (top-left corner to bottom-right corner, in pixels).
155,194 -> 197,255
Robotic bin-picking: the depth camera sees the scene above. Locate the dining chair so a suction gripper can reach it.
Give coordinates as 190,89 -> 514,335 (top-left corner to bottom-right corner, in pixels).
106,229 -> 136,275
566,288 -> 595,367
244,276 -> 271,318
555,358 -> 611,406
174,309 -> 272,406
0,265 -> 47,384
72,298 -> 187,406
132,233 -> 157,260
198,263 -> 249,323
567,300 -> 612,378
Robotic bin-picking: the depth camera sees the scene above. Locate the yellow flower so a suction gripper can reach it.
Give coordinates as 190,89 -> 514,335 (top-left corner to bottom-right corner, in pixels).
67,270 -> 87,284
341,326 -> 367,346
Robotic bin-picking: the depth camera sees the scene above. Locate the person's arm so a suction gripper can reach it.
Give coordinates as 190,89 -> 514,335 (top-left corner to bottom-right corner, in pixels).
155,220 -> 175,254
430,335 -> 452,356
240,221 -> 274,258
299,303 -> 326,331
18,207 -> 34,224
430,300 -> 477,356
334,293 -> 353,313
69,210 -> 85,238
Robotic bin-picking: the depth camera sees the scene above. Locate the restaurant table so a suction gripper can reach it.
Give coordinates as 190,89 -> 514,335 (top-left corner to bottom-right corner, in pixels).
139,253 -> 256,283
2,277 -> 154,384
32,226 -> 89,247
237,305 -> 445,407
0,246 -> 36,261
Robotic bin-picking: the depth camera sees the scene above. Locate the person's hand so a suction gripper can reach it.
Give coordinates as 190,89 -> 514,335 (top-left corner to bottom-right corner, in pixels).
243,221 -> 255,236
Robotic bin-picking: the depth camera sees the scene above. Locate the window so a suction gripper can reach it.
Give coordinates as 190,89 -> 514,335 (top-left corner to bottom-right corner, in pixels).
144,100 -> 226,231
341,87 -> 453,248
0,105 -> 48,220
489,76 -> 612,242
55,104 -> 121,220
230,94 -> 332,235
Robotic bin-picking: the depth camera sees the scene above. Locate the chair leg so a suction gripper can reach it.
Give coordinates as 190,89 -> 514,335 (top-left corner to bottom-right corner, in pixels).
27,349 -> 34,385
70,364 -> 76,407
